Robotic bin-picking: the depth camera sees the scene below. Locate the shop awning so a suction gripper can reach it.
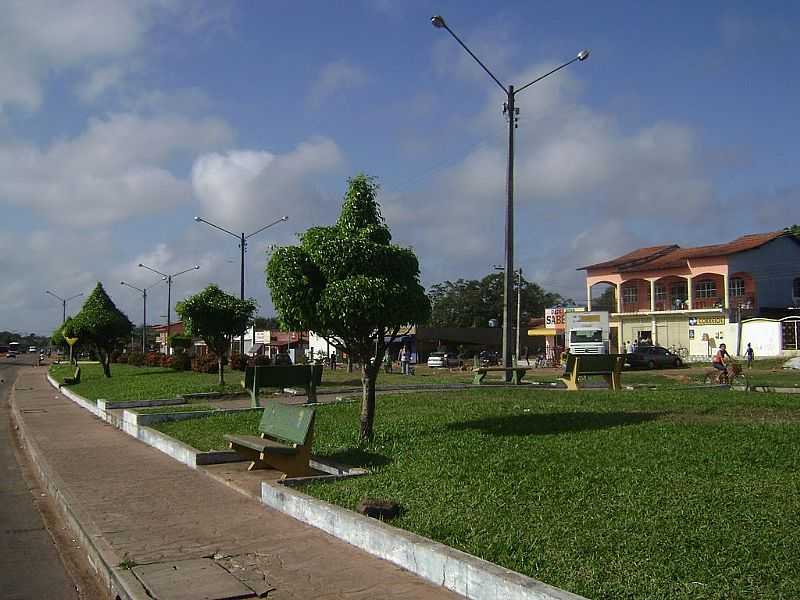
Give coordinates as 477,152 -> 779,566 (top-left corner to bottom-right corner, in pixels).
527,328 -> 555,336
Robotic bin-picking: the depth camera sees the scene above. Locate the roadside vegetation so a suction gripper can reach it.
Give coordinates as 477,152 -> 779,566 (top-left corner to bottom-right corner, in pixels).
49,363 -> 241,402
153,387 -> 800,599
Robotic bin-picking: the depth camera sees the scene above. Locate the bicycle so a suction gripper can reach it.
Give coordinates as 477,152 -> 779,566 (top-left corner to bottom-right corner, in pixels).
703,362 -> 746,387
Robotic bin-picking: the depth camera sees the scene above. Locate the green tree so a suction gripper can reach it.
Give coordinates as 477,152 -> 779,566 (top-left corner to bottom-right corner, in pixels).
72,283 -> 133,377
785,224 -> 800,239
176,284 -> 257,385
428,272 -> 563,328
267,174 -> 430,442
253,316 -> 281,330
592,286 -> 617,311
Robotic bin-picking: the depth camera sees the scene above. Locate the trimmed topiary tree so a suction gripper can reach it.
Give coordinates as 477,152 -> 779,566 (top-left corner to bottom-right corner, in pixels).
267,173 -> 431,442
72,283 -> 133,377
176,285 -> 257,385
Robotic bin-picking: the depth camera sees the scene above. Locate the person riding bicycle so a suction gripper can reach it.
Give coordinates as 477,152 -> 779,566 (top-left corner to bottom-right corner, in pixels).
711,343 -> 731,381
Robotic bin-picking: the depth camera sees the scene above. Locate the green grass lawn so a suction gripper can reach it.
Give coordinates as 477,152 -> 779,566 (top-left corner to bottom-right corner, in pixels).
153,388 -> 800,599
49,363 -> 241,402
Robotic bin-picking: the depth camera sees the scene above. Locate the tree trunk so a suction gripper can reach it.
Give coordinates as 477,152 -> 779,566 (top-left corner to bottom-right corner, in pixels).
359,362 -> 379,443
218,356 -> 225,386
348,357 -> 354,373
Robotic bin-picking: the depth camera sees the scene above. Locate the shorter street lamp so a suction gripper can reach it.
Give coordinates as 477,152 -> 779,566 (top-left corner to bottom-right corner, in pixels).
138,263 -> 199,353
45,290 -> 84,324
194,214 -> 288,354
121,279 -> 165,352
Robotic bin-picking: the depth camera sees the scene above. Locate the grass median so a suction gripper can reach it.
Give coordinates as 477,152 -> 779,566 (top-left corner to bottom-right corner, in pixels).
49,363 -> 242,402
152,387 -> 800,599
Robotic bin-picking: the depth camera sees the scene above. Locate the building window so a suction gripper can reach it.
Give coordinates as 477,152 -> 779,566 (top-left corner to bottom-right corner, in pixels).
783,320 -> 799,351
670,283 -> 687,302
622,286 -> 638,305
729,277 -> 746,298
794,277 -> 800,299
654,285 -> 666,301
695,279 -> 717,299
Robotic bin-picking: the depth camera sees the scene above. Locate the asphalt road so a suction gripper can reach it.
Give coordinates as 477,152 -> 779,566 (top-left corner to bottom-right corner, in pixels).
0,356 -> 79,599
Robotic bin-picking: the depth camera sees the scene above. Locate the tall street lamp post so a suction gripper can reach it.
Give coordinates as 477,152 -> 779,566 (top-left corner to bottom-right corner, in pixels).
45,290 -> 84,324
120,278 -> 165,352
194,215 -> 288,354
138,263 -> 199,354
433,14 -> 589,378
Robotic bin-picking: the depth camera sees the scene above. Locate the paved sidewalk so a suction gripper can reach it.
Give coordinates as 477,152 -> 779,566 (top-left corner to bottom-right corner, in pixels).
12,369 -> 462,600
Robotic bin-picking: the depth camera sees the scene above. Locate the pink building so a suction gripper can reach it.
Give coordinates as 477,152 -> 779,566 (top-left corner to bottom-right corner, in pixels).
579,231 -> 800,355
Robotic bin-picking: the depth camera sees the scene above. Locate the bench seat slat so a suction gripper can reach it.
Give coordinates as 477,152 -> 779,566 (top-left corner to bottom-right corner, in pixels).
224,434 -> 297,455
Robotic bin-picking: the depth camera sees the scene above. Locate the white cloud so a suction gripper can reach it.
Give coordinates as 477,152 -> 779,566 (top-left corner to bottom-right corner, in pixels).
192,137 -> 345,233
380,61 -> 728,300
76,65 -> 126,102
0,0 -> 231,112
306,60 -> 368,109
0,112 -> 233,226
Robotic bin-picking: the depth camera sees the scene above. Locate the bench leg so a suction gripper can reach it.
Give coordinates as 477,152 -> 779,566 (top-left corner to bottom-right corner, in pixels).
256,446 -> 313,478
472,372 -> 486,385
560,375 -> 579,391
251,385 -> 260,408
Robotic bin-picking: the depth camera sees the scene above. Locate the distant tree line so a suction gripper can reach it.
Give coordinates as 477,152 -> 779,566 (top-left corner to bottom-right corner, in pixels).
427,272 -> 564,329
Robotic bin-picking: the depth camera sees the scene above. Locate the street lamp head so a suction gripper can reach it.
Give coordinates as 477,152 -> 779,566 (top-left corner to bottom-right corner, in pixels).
431,15 -> 446,29
282,216 -> 289,221
137,263 -> 144,267
194,265 -> 200,270
162,276 -> 167,281
194,216 -> 202,222
120,281 -> 125,285
577,49 -> 590,61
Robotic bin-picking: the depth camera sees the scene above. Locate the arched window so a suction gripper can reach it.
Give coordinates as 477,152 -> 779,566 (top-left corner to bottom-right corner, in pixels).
729,277 -> 745,298
696,279 -> 717,298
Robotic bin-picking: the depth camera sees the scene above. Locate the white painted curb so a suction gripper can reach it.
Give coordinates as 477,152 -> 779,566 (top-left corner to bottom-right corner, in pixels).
261,482 -> 588,600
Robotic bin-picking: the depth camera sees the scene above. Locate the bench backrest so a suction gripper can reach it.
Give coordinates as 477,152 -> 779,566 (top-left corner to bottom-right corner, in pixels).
75,366 -> 81,377
572,354 -> 622,374
258,401 -> 315,446
244,364 -> 322,389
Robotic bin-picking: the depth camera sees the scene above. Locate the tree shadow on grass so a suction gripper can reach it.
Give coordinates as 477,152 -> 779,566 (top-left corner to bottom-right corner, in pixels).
448,411 -> 663,436
316,448 -> 393,469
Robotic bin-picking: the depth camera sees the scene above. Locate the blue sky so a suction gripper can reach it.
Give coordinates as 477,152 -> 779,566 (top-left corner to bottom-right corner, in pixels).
1,1 -> 798,334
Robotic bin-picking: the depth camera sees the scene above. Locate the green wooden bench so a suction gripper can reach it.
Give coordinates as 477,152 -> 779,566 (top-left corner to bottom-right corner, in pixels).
472,366 -> 528,385
560,353 -> 624,391
224,401 -> 315,477
242,364 -> 322,407
63,366 -> 81,385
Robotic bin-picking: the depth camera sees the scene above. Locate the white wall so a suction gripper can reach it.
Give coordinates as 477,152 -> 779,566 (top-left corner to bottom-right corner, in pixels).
740,320 -> 782,357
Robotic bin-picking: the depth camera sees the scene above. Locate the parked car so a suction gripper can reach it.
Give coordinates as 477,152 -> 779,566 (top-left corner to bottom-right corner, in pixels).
626,345 -> 683,369
427,351 -> 460,368
6,350 -> 16,358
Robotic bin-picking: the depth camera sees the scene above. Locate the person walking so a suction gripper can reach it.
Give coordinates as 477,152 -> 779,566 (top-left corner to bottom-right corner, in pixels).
399,346 -> 409,375
745,343 -> 755,369
329,351 -> 337,371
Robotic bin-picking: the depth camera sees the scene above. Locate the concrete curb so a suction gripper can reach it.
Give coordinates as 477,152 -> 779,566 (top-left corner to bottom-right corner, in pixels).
10,386 -> 150,600
261,482 -> 587,600
46,371 -> 587,599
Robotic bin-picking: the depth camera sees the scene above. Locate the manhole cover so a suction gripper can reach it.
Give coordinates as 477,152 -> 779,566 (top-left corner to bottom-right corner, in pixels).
132,558 -> 256,600
21,409 -> 47,413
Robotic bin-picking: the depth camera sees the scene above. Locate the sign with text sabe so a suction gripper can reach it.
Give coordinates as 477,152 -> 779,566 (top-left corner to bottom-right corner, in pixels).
545,306 -> 585,330
65,337 -> 78,347
689,316 -> 725,326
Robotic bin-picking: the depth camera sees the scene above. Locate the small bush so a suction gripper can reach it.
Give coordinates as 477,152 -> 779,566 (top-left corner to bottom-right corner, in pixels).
229,352 -> 248,371
145,352 -> 165,367
128,351 -> 145,366
169,352 -> 191,371
192,353 -> 224,373
116,353 -> 129,364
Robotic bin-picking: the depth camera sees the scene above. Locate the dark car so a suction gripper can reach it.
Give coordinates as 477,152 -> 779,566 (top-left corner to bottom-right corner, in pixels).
273,352 -> 292,366
626,345 -> 683,369
479,350 -> 499,367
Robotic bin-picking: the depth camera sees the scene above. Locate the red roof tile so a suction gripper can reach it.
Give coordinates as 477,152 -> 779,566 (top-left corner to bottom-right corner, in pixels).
580,231 -> 787,273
